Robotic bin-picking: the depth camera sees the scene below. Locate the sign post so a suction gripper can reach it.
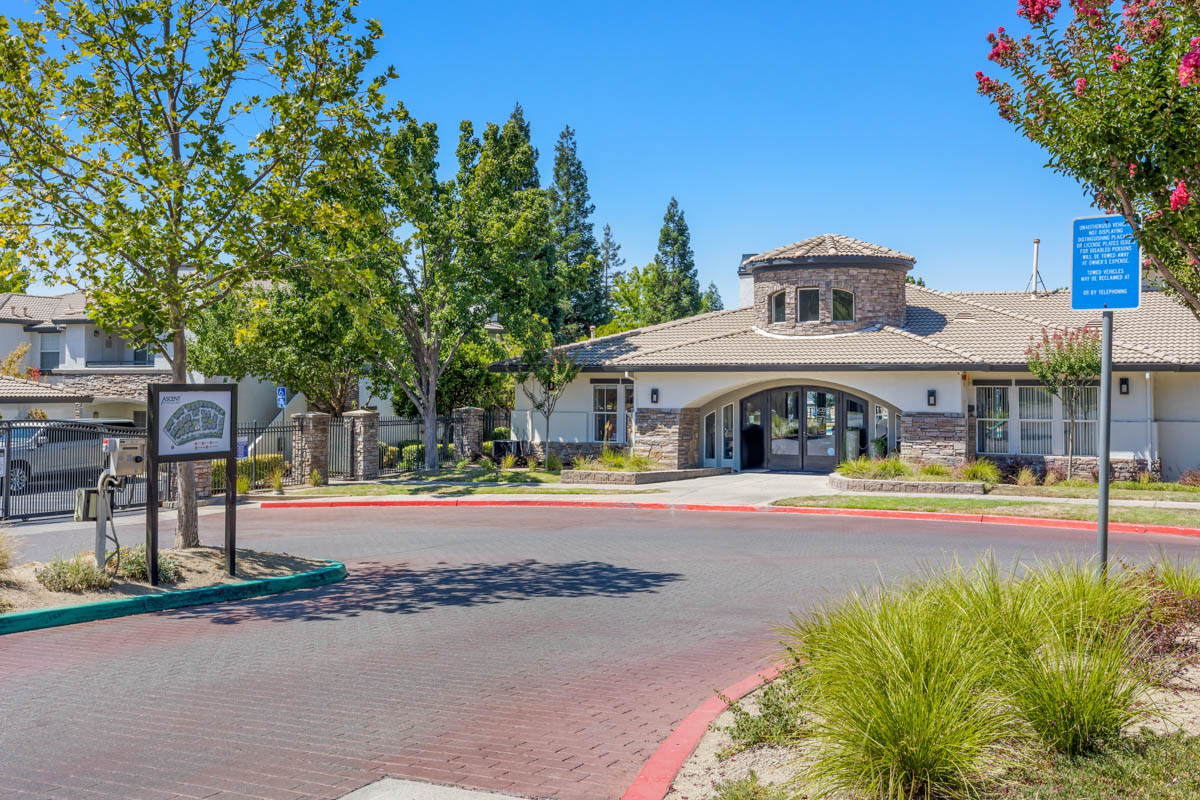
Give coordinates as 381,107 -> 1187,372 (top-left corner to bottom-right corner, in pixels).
146,383 -> 239,584
1071,215 -> 1140,574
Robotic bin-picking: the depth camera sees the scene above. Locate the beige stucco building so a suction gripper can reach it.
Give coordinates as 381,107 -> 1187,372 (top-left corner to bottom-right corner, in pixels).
505,234 -> 1200,480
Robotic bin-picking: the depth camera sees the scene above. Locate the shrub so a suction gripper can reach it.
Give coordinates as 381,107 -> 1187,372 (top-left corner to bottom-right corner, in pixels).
1044,468 -> 1062,486
212,453 -> 286,490
1155,557 -> 1200,602
960,458 -> 1001,483
837,455 -> 874,478
0,527 -> 16,573
500,452 -> 517,470
917,463 -> 952,480
1060,477 -> 1096,488
107,545 -> 182,583
1137,470 -> 1154,486
544,452 -> 563,472
716,667 -> 807,757
490,426 -> 510,440
236,474 -> 251,494
1016,466 -> 1038,486
1179,469 -> 1200,487
271,468 -> 284,492
574,447 -> 659,472
36,554 -> 111,592
309,467 -> 324,486
399,442 -> 455,469
481,440 -> 493,458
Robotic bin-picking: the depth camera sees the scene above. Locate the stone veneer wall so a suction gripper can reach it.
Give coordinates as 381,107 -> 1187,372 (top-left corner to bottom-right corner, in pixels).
345,409 -> 379,481
49,370 -> 173,400
982,455 -> 1162,482
753,265 -> 907,335
899,412 -> 968,466
632,407 -> 700,470
528,441 -> 625,464
453,407 -> 486,459
293,411 -> 330,484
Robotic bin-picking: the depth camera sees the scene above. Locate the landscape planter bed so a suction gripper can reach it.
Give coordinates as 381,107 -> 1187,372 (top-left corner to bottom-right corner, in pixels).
560,466 -> 731,485
828,473 -> 988,495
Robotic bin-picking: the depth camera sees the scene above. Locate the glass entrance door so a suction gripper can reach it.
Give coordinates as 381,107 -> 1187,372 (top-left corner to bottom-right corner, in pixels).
803,389 -> 838,471
768,389 -> 802,470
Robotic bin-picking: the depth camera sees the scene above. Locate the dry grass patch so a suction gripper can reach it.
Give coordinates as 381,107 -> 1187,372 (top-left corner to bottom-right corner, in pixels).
0,546 -> 328,613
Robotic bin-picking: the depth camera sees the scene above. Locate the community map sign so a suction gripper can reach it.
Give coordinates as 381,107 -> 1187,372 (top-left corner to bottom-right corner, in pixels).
152,387 -> 234,460
1071,215 -> 1141,311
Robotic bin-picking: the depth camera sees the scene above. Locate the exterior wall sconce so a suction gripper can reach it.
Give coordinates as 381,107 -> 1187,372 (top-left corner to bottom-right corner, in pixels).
927,389 -> 937,407
650,388 -> 659,404
1119,377 -> 1129,395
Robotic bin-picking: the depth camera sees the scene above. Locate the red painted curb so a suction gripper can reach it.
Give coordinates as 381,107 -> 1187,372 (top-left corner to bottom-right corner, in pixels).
620,662 -> 786,800
257,497 -> 1200,539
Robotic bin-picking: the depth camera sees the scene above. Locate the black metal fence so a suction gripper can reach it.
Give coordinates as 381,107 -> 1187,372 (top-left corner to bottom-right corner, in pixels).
484,409 -> 511,439
213,422 -> 302,491
377,414 -> 453,472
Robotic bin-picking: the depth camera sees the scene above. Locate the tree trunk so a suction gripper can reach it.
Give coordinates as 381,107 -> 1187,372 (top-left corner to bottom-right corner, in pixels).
422,390 -> 439,472
1066,399 -> 1076,481
544,412 -> 552,467
171,326 -> 199,548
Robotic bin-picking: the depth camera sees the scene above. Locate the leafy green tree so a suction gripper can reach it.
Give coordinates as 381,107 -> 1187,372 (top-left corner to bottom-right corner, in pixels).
906,275 -> 926,287
598,223 -> 623,319
606,262 -> 667,331
701,281 -> 724,312
308,106 -> 550,471
0,0 -> 388,547
550,125 -> 605,341
190,277 -> 370,418
1026,326 -> 1102,479
508,102 -> 541,190
656,197 -> 703,319
977,1 -> 1200,316
382,337 -> 513,416
516,344 -> 581,466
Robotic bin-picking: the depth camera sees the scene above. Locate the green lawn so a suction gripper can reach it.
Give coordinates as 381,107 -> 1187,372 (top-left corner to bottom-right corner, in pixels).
771,495 -> 1200,528
385,466 -> 562,485
992,483 -> 1200,503
994,733 -> 1200,799
294,483 -> 663,497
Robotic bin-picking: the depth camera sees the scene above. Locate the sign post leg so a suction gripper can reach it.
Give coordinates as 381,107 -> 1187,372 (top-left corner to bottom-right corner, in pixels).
146,457 -> 159,587
226,383 -> 237,577
1097,310 -> 1114,575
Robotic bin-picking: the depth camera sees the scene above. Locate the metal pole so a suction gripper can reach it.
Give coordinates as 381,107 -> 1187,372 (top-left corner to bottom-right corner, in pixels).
226,383 -> 238,577
147,386 -> 159,587
3,424 -> 11,520
1097,310 -> 1114,574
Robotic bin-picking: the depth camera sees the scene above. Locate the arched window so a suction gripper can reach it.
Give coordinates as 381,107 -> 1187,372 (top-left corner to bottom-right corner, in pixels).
769,291 -> 787,323
832,289 -> 855,322
796,288 -> 819,323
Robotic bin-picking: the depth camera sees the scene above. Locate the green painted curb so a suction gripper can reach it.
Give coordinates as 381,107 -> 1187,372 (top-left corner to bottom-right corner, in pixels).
0,560 -> 347,636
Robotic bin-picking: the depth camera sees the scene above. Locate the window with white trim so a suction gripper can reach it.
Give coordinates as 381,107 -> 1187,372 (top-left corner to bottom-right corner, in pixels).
722,403 -> 735,460
593,385 -> 618,442
624,384 -> 634,443
1019,386 -> 1053,455
1064,386 -> 1098,457
832,289 -> 855,322
975,386 -> 1009,454
39,332 -> 61,370
769,291 -> 787,323
704,411 -> 716,460
796,288 -> 819,323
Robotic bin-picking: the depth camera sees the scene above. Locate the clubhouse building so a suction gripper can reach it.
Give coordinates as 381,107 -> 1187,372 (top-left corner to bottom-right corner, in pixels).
504,234 -> 1200,481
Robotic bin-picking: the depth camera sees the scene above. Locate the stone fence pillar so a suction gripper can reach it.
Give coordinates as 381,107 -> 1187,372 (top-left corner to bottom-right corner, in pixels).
345,409 -> 380,481
453,407 -> 486,460
293,411 -> 331,485
193,459 -> 212,499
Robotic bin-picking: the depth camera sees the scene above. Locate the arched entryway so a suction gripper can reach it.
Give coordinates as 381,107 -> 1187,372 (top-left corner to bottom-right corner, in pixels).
737,386 -> 870,472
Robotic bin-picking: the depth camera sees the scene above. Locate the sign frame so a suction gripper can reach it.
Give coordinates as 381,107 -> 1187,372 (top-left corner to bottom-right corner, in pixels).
146,383 -> 238,583
1070,214 -> 1141,311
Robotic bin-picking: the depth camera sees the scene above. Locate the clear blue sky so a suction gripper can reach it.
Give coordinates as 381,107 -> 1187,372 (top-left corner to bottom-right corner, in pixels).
368,0 -> 1088,305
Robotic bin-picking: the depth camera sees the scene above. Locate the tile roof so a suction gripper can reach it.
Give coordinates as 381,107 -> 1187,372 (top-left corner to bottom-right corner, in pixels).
743,234 -> 915,267
508,286 -> 1200,372
0,375 -> 92,403
0,292 -> 91,325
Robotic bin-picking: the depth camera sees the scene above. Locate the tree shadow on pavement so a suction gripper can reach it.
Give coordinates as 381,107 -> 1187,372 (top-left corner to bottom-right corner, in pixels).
176,559 -> 684,624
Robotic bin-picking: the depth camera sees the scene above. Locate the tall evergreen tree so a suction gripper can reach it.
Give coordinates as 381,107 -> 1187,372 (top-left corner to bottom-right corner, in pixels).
508,102 -> 540,190
656,197 -> 702,319
599,224 -> 623,318
549,125 -> 604,341
701,281 -> 724,312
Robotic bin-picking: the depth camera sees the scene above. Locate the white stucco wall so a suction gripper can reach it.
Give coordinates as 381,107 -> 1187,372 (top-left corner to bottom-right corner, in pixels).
1154,371 -> 1200,480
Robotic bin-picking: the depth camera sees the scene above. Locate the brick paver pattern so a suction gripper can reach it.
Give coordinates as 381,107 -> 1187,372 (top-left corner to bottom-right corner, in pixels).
3,506 -> 1199,800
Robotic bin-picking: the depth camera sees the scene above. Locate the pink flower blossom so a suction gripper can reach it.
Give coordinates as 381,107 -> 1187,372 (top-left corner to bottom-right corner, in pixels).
1129,163 -> 1137,178
1075,77 -> 1088,96
1074,2 -> 1103,27
1019,0 -> 1061,24
1171,180 -> 1190,211
1180,42 -> 1200,87
987,28 -> 1015,64
1109,45 -> 1131,72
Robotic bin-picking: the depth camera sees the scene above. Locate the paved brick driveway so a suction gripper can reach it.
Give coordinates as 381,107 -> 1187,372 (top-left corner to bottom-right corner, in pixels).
3,506 -> 1199,800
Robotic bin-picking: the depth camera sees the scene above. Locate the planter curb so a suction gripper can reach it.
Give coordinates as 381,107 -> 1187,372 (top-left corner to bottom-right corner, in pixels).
620,661 -> 787,800
0,560 -> 347,636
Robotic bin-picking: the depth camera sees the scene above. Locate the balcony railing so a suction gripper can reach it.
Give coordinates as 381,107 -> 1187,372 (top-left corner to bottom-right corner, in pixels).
84,359 -> 156,368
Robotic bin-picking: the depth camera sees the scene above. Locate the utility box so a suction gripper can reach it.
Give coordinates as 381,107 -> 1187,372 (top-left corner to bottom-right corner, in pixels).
74,487 -> 98,522
105,438 -> 146,477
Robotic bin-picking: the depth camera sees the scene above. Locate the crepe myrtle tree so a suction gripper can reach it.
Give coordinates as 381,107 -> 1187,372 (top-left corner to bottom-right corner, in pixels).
307,105 -> 552,472
976,0 -> 1200,317
0,0 -> 390,547
516,344 -> 581,468
1026,325 -> 1102,479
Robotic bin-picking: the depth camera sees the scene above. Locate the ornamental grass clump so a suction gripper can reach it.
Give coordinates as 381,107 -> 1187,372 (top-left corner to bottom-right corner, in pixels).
35,554 -> 111,593
959,458 -> 1002,484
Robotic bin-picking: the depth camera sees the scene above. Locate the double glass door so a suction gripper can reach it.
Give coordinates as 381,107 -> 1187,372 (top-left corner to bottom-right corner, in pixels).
764,388 -> 845,472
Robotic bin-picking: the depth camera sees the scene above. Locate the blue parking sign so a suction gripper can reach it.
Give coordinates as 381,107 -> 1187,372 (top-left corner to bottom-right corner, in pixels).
1071,215 -> 1140,311
276,386 -> 287,409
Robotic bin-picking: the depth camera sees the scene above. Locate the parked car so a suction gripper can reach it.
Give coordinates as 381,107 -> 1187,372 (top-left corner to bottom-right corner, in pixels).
4,419 -> 137,494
